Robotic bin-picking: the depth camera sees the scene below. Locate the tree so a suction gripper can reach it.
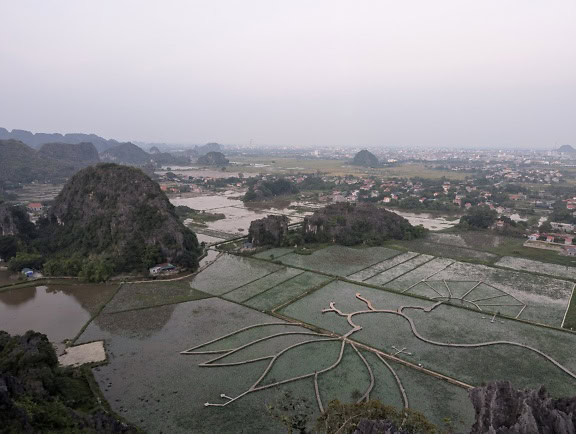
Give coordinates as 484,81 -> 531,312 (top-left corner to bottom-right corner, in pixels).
459,206 -> 498,229
539,220 -> 552,233
0,235 -> 18,261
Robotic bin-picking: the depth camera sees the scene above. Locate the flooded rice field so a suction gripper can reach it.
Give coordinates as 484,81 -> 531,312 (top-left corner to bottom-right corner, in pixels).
171,192 -> 312,236
393,210 -> 459,231
0,283 -> 118,343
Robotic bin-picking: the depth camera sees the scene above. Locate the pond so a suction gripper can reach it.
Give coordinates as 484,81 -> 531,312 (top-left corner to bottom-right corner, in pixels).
0,283 -> 118,344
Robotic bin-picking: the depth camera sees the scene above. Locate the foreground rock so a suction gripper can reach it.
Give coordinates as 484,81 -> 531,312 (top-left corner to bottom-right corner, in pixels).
470,381 -> 576,433
0,330 -> 136,432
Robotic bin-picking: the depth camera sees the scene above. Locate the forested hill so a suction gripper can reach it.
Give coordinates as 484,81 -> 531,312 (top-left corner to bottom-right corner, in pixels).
39,163 -> 201,273
38,142 -> 100,165
0,139 -> 82,183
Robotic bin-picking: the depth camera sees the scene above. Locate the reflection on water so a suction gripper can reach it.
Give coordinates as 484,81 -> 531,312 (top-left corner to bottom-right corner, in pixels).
0,284 -> 118,343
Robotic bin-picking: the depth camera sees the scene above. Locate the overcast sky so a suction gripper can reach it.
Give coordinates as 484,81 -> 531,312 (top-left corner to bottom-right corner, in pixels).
1,1 -> 574,148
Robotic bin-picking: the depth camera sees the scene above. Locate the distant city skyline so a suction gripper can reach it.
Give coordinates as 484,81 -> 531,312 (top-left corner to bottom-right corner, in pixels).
1,1 -> 574,148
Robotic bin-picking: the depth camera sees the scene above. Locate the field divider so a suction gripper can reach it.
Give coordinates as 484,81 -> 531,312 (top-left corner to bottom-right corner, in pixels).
220,266 -> 289,297
70,282 -> 125,345
271,277 -> 337,314
375,255 -> 436,287
561,283 -> 576,328
242,270 -> 308,303
361,253 -> 422,282
344,251 -> 404,278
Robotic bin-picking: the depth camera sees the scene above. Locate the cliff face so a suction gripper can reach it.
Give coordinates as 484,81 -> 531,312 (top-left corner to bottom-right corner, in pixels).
0,204 -> 35,237
197,151 -> 229,166
38,142 -> 100,165
470,381 -> 576,434
303,202 -> 424,246
248,215 -> 289,246
44,163 -> 201,270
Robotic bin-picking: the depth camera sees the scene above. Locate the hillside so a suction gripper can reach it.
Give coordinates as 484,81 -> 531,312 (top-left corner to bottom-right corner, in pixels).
0,127 -> 120,152
197,151 -> 229,166
0,139 -> 79,183
303,202 -> 425,245
100,142 -> 151,165
557,144 -> 576,153
39,163 -> 201,273
38,142 -> 100,165
351,150 -> 378,167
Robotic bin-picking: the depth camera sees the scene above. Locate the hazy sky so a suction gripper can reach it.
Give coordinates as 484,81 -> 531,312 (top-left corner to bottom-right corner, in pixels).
1,1 -> 575,148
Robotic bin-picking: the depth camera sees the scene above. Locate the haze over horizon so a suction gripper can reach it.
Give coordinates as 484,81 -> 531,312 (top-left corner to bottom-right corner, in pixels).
1,1 -> 574,148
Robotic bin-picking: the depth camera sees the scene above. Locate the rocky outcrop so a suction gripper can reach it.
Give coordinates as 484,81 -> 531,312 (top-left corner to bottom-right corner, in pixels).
352,150 -> 378,167
303,202 -> 425,246
353,419 -> 407,434
197,151 -> 229,166
38,142 -> 100,165
195,142 -> 222,155
43,163 -> 201,270
248,215 -> 290,246
470,381 -> 576,433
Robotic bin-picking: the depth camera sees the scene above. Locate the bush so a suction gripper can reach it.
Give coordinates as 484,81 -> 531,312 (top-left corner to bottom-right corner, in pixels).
7,252 -> 44,272
78,257 -> 114,282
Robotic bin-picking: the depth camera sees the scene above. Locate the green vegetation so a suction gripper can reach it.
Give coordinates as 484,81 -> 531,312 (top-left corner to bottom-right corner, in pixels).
458,206 -> 498,229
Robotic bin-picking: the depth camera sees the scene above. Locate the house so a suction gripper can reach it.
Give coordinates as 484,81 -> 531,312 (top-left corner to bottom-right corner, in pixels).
565,236 -> 574,245
564,246 -> 576,256
464,202 -> 472,209
453,199 -> 461,206
21,268 -> 34,278
546,235 -> 555,243
149,263 -> 177,275
27,203 -> 44,213
528,233 -> 539,241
